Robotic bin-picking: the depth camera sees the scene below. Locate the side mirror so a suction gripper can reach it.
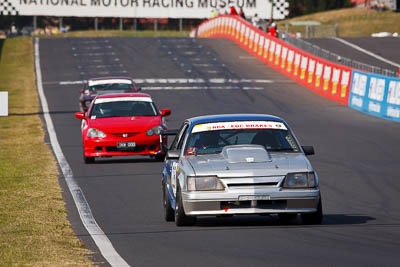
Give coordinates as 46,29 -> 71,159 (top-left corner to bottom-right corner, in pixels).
166,150 -> 180,160
75,112 -> 85,120
302,146 -> 315,156
161,109 -> 171,117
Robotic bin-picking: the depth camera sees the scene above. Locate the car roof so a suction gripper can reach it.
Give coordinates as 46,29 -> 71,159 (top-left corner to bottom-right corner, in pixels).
88,77 -> 133,82
187,114 -> 285,125
96,93 -> 151,99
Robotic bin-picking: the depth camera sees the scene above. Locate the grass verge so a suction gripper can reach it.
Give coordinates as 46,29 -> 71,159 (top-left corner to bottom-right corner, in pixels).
35,29 -> 189,38
0,37 -> 94,266
280,7 -> 400,37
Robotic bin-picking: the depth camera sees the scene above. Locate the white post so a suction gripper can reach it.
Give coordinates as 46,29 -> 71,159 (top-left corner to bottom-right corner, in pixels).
0,92 -> 8,116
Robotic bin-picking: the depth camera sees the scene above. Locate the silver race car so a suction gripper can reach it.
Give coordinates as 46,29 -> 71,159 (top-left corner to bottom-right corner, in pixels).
162,114 -> 322,226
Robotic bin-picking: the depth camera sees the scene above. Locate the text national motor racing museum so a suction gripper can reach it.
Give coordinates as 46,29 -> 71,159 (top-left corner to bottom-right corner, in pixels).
9,0 -> 282,19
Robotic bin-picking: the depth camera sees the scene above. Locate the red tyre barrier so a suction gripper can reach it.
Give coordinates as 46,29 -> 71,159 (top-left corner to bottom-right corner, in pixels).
192,15 -> 353,106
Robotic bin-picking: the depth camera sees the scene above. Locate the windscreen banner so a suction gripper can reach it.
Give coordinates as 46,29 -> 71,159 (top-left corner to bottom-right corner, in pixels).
349,70 -> 400,122
1,0 -> 283,19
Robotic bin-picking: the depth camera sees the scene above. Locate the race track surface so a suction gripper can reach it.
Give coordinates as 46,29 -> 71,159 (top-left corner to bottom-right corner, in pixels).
308,37 -> 400,74
39,37 -> 400,267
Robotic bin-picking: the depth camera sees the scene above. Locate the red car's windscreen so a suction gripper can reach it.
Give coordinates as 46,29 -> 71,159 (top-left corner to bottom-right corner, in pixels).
90,100 -> 158,118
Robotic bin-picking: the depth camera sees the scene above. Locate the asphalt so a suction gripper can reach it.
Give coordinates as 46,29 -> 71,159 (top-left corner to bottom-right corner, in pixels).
39,37 -> 400,267
308,37 -> 400,75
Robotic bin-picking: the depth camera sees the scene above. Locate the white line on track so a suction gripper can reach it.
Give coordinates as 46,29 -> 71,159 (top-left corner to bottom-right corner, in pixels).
34,38 -> 130,267
333,37 -> 400,68
56,78 -> 274,85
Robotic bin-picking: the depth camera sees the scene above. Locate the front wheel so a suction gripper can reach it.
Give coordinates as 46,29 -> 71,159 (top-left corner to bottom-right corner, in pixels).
301,197 -> 323,225
175,188 -> 196,226
162,181 -> 174,222
84,155 -> 95,164
278,213 -> 298,224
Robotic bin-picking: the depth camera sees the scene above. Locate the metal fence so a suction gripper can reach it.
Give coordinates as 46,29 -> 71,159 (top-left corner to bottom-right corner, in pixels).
280,31 -> 398,77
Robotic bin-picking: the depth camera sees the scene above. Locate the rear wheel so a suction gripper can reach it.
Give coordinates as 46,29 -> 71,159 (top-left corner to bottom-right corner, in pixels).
302,197 -> 323,225
175,188 -> 196,226
84,156 -> 95,164
162,181 -> 174,222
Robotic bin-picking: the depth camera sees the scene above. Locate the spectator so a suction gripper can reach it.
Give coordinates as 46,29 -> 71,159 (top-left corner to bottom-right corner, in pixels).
269,22 -> 277,37
252,13 -> 260,28
239,8 -> 246,19
211,9 -> 217,18
229,4 -> 238,15
11,24 -> 17,34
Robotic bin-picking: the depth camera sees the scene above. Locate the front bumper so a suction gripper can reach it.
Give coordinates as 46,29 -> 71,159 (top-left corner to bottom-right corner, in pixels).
182,189 -> 320,216
83,134 -> 167,157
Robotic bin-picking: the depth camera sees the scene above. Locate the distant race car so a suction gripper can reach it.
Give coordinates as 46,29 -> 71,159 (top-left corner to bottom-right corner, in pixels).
162,114 -> 323,226
79,77 -> 141,112
75,93 -> 171,163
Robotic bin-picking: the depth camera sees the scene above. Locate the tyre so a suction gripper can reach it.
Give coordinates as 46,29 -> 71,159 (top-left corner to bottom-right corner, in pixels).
155,154 -> 166,162
175,188 -> 196,226
162,181 -> 174,222
84,156 -> 95,164
278,213 -> 297,224
301,197 -> 323,225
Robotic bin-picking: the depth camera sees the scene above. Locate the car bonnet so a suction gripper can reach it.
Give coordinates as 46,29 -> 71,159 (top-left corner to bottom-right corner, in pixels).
186,150 -> 312,177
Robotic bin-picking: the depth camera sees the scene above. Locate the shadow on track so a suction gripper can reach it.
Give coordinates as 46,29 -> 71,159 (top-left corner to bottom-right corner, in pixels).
93,157 -> 162,165
74,214 -> 381,238
193,213 -> 376,227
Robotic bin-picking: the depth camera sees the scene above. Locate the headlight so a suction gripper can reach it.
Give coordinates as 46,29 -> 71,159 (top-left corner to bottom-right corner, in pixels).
187,176 -> 225,191
87,128 -> 106,139
283,172 -> 317,188
146,126 -> 162,136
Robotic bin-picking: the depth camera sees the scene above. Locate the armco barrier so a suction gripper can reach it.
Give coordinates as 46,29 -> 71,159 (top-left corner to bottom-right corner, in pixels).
349,70 -> 400,122
192,15 -> 352,106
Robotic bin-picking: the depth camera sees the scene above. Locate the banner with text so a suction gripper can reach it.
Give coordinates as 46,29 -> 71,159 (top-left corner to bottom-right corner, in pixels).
0,0 -> 285,19
349,70 -> 400,122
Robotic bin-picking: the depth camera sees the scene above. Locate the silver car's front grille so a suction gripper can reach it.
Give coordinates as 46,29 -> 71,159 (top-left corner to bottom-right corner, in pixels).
226,182 -> 279,188
221,200 -> 287,210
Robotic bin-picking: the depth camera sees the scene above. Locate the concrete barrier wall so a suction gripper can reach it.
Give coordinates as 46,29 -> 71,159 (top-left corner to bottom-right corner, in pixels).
191,15 -> 400,123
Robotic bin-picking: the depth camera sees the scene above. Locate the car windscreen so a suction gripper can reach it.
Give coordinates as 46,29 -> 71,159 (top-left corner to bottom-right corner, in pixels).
90,100 -> 158,118
184,121 -> 300,155
88,83 -> 132,91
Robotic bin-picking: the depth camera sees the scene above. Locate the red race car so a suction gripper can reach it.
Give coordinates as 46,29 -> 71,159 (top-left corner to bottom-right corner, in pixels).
75,93 -> 171,163
79,77 -> 141,112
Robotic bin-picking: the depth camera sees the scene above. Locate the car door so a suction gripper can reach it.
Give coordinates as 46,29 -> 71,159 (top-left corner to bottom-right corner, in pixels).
164,122 -> 189,199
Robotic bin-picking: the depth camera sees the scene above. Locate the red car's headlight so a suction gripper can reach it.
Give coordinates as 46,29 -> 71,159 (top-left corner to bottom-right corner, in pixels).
146,126 -> 162,136
87,128 -> 106,139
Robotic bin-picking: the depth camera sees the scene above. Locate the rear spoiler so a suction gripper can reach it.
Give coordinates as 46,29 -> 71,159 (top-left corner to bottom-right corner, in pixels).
161,129 -> 179,136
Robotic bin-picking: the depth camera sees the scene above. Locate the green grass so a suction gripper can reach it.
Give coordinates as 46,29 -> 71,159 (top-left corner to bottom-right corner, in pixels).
280,7 -> 400,37
35,29 -> 190,38
0,37 -> 94,266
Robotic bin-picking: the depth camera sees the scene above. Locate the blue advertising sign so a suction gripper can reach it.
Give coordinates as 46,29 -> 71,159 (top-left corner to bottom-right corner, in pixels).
349,70 -> 400,123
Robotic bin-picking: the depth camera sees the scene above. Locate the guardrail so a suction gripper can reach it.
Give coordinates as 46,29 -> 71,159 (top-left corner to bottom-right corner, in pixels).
190,15 -> 400,122
280,32 -> 398,77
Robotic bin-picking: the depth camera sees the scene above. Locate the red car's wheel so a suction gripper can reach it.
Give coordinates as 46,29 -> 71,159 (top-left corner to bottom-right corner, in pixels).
84,155 -> 95,164
155,154 -> 166,162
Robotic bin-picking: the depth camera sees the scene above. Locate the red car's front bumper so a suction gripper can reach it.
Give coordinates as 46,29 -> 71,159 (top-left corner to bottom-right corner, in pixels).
83,134 -> 167,157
